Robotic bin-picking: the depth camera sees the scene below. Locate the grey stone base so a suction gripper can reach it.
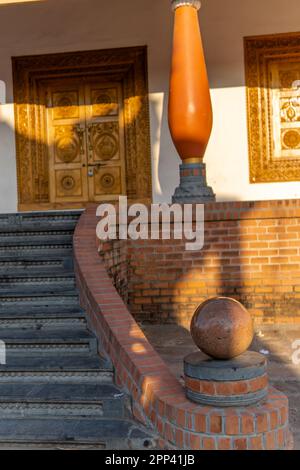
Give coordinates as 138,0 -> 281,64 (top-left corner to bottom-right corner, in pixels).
186,387 -> 268,407
172,162 -> 216,204
184,351 -> 267,381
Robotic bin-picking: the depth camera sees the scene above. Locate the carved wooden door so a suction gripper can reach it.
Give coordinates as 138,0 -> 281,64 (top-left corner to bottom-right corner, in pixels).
46,79 -> 126,205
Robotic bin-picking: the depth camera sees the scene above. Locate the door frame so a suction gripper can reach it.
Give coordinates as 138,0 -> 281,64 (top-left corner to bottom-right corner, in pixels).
12,46 -> 152,211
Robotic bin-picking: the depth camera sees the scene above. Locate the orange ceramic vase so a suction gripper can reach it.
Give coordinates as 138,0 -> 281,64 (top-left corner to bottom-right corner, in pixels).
168,1 -> 213,163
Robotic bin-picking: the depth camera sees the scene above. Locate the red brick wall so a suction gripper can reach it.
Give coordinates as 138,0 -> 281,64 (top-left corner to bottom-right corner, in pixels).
125,200 -> 300,326
99,240 -> 129,304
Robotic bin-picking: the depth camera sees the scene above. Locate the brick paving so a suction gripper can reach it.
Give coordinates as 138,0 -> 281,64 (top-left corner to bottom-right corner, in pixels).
141,323 -> 300,450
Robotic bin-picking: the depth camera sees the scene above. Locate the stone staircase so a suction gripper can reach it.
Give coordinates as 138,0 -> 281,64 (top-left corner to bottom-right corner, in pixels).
0,211 -> 155,450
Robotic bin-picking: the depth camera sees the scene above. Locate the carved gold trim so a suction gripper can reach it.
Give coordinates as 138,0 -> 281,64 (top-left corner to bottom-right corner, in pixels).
12,46 -> 152,209
245,32 -> 300,183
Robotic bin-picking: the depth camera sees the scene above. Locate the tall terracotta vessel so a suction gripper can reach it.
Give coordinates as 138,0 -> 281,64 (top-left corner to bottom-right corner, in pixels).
169,0 -> 215,203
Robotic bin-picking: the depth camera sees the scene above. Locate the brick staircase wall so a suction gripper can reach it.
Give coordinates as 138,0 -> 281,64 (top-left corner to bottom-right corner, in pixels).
99,240 -> 129,305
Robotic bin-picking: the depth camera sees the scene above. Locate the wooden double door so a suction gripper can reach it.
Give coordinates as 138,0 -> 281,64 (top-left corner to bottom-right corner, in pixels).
46,78 -> 126,204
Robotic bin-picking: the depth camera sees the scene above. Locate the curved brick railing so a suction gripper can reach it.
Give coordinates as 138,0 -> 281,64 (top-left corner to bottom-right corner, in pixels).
73,205 -> 291,450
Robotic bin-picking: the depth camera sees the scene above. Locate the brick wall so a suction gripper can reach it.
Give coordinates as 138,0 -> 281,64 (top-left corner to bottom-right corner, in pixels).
126,200 -> 300,326
99,240 -> 129,304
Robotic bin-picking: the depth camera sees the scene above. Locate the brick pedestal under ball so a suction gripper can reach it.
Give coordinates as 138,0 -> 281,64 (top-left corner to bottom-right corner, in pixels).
184,351 -> 268,407
183,351 -> 291,449
189,389 -> 290,450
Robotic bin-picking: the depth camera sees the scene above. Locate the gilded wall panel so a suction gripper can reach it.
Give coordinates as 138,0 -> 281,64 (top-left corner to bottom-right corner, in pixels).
245,32 -> 300,183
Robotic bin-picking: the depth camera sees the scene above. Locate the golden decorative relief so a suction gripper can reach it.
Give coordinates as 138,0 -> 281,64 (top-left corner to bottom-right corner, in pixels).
282,129 -> 300,149
94,167 -> 121,195
12,46 -> 152,210
88,122 -> 119,161
61,175 -> 76,191
100,173 -> 115,189
280,97 -> 300,123
55,169 -> 83,198
54,126 -> 80,163
91,88 -> 118,117
52,91 -> 79,120
245,32 -> 300,183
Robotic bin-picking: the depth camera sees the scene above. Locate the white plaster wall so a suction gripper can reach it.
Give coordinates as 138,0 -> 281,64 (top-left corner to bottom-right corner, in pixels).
0,0 -> 299,212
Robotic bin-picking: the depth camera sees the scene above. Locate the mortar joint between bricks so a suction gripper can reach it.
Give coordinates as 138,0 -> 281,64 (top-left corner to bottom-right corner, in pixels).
237,411 -> 242,434
221,413 -> 226,434
266,410 -> 271,432
262,432 -> 267,450
205,413 -> 210,434
191,413 -> 196,432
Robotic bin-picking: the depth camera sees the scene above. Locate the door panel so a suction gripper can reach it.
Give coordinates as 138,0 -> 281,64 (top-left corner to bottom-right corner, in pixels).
55,169 -> 85,198
93,167 -> 122,196
52,90 -> 80,120
53,125 -> 83,165
46,79 -> 126,205
85,82 -> 126,202
87,122 -> 120,162
47,84 -> 88,203
89,87 -> 119,117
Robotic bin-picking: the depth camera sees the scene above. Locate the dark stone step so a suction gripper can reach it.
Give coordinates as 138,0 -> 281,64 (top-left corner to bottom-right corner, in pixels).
0,246 -> 73,260
0,328 -> 97,354
0,295 -> 80,307
0,315 -> 86,330
0,232 -> 73,247
0,273 -> 75,282
0,319 -> 86,330
0,211 -> 82,233
0,417 -> 156,450
0,354 -> 113,383
0,273 -> 75,283
0,383 -> 125,418
0,278 -> 77,296
0,327 -> 93,339
0,262 -> 74,277
0,297 -> 81,316
0,307 -> 84,318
